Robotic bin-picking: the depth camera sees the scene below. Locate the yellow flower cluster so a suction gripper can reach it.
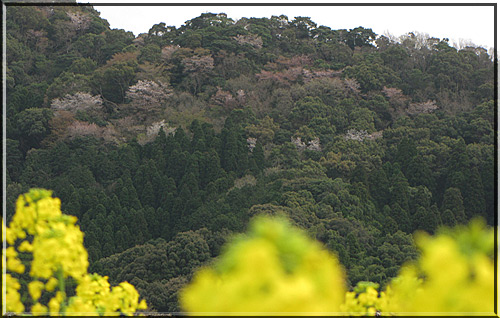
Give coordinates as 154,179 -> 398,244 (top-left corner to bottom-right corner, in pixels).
2,189 -> 147,316
65,274 -> 146,316
340,281 -> 386,316
5,273 -> 25,313
382,218 -> 494,315
181,216 -> 494,316
180,215 -> 346,314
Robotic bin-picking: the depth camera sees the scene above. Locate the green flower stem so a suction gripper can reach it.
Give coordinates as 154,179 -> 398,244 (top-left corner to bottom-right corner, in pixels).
57,267 -> 67,315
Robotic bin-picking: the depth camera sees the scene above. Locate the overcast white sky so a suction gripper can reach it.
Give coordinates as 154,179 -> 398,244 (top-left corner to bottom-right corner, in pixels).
84,1 -> 496,50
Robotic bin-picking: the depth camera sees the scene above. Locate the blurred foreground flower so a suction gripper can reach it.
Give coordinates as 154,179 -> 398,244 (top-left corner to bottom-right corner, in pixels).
180,215 -> 346,314
181,215 -> 494,316
382,218 -> 494,315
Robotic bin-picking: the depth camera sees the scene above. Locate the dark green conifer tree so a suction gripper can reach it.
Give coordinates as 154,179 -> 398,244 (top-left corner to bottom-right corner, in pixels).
252,141 -> 266,171
199,150 -> 222,187
412,206 -> 438,234
64,186 -> 81,218
389,167 -> 410,214
390,203 -> 411,233
463,166 -> 486,220
441,208 -> 457,227
121,170 -> 142,210
219,127 -> 239,172
174,127 -> 190,152
441,187 -> 466,224
141,181 -> 155,208
368,167 -> 390,211
445,138 -> 470,192
115,225 -> 132,252
189,119 -> 207,152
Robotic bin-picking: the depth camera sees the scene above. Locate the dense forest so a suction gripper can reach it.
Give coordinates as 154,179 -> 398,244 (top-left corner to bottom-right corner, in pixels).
5,4 -> 495,313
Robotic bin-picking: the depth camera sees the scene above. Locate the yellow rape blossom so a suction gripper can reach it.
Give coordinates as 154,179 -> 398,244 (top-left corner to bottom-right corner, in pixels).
114,282 -> 146,315
45,277 -> 59,292
18,240 -> 34,252
31,302 -> 48,315
48,291 -> 64,315
3,189 -> 147,316
5,246 -> 25,274
30,219 -> 89,279
65,297 -> 102,316
66,274 -> 147,316
340,282 -> 384,316
181,215 -> 493,316
383,218 -> 494,315
5,273 -> 25,313
28,280 -> 45,301
180,215 -> 346,315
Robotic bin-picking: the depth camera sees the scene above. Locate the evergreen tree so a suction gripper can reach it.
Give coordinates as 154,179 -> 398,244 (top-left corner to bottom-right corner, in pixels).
395,138 -> 417,173
252,141 -> 266,171
389,203 -> 412,233
189,119 -> 207,152
441,209 -> 457,227
174,127 -> 191,152
463,166 -> 486,220
445,138 -> 470,192
219,127 -> 239,173
64,186 -> 81,218
115,225 -> 132,252
412,206 -> 438,234
141,181 -> 155,207
368,167 -> 390,211
122,170 -> 142,210
199,150 -> 222,187
132,208 -> 151,245
441,187 -> 466,224
389,167 -> 410,214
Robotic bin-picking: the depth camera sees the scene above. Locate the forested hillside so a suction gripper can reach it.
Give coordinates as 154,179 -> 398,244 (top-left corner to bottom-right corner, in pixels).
5,4 -> 495,313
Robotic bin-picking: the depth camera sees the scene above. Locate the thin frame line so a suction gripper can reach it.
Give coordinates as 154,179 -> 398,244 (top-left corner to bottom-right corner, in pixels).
4,2 -> 497,6
2,1 -> 498,316
493,2 -> 498,316
2,1 -> 8,316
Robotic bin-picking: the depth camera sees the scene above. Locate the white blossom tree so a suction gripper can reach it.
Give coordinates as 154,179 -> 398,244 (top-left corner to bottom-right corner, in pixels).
344,129 -> 369,141
50,92 -> 103,113
124,80 -> 172,120
126,80 -> 172,107
233,34 -> 263,49
407,100 -> 438,115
